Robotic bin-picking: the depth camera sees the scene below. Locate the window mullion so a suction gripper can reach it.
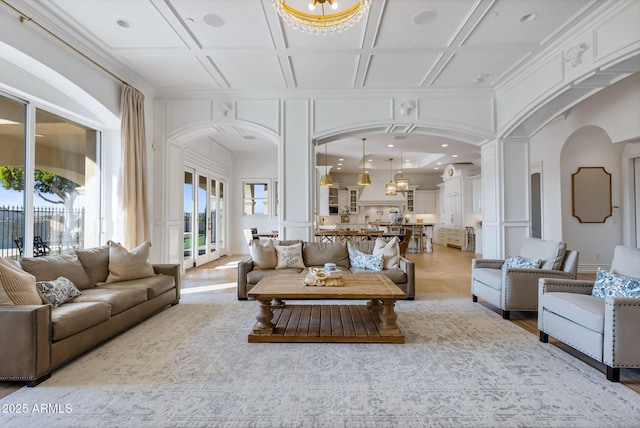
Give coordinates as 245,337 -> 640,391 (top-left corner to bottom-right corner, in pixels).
23,103 -> 36,257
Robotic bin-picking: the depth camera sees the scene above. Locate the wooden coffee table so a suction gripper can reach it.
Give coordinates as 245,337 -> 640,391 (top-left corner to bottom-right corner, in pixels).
247,273 -> 405,344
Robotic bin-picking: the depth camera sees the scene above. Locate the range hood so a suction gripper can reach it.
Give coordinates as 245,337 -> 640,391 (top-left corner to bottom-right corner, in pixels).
357,180 -> 407,206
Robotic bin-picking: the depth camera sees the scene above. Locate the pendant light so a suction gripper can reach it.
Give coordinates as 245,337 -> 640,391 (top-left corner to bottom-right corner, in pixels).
357,137 -> 371,186
395,152 -> 410,192
385,158 -> 397,196
319,143 -> 333,186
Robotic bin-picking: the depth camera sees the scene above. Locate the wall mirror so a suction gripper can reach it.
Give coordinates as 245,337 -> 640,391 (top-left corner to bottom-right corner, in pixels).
571,167 -> 612,223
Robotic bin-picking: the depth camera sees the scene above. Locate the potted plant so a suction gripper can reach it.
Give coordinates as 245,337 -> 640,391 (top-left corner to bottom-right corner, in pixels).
341,206 -> 352,223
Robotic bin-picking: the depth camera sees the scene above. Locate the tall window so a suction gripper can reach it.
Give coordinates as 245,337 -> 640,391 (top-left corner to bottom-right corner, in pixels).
0,93 -> 102,258
243,182 -> 269,216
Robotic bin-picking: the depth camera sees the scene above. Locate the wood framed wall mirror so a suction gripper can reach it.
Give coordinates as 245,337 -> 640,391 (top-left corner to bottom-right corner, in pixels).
571,166 -> 612,223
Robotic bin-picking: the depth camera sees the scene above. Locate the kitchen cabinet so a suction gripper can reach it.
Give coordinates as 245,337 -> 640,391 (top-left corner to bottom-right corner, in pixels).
347,186 -> 359,214
412,190 -> 437,214
318,184 -> 340,216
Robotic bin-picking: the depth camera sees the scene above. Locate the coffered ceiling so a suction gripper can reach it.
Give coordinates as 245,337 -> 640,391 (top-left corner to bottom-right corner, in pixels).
5,0 -> 607,175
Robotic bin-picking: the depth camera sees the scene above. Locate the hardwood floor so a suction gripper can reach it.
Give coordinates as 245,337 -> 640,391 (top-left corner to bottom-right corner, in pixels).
1,245 -> 637,399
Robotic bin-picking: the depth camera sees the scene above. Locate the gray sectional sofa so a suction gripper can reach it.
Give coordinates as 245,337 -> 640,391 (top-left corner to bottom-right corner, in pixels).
0,245 -> 181,386
237,239 -> 415,300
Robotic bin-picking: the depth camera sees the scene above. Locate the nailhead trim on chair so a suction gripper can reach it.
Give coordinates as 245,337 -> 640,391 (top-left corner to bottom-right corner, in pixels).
606,299 -> 640,369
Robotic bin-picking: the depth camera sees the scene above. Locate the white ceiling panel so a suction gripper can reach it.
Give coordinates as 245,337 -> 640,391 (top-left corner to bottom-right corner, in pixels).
49,0 -> 186,49
431,52 -> 529,88
290,54 -> 360,89
169,0 -> 274,49
374,0 -> 476,48
465,0 -> 592,46
123,55 -> 219,88
364,52 -> 439,88
211,52 -> 286,89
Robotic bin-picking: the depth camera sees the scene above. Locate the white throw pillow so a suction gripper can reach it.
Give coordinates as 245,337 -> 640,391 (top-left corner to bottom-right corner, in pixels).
373,237 -> 400,270
274,243 -> 305,269
249,239 -> 277,270
106,241 -> 155,283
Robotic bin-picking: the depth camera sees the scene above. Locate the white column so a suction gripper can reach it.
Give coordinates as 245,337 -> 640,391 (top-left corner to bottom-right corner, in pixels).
280,99 -> 314,241
481,138 -> 531,258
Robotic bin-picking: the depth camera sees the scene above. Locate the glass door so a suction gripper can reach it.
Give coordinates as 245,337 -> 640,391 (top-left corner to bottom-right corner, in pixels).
184,169 -> 227,268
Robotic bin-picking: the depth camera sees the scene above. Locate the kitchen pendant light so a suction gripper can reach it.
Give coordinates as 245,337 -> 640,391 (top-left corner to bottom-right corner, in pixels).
357,137 -> 371,186
319,143 -> 333,186
385,158 -> 397,196
395,152 -> 410,192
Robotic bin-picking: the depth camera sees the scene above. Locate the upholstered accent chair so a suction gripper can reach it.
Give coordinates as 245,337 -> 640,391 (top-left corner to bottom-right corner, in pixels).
471,237 -> 578,320
538,245 -> 640,382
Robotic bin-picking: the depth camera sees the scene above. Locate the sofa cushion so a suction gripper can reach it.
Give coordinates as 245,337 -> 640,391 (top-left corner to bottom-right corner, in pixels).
502,254 -> 541,271
540,292 -> 605,333
249,240 -> 277,270
51,302 -> 111,341
106,241 -> 155,283
76,245 -> 110,285
71,287 -> 148,315
0,258 -> 40,305
246,268 -> 302,285
350,249 -> 383,272
36,277 -> 82,307
303,242 -> 349,268
518,238 -> 566,270
609,246 -> 640,279
99,274 -> 175,299
275,243 -> 305,269
591,267 -> 640,298
21,253 -> 93,290
373,238 -> 400,270
472,268 -> 503,290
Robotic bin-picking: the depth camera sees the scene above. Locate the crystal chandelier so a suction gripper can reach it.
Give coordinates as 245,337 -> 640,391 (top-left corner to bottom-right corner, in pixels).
319,143 -> 333,186
272,0 -> 372,35
385,158 -> 397,196
395,152 -> 410,192
357,137 -> 371,186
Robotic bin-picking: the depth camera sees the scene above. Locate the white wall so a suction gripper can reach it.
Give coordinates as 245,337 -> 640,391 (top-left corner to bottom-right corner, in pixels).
561,126 -> 623,270
530,73 -> 640,269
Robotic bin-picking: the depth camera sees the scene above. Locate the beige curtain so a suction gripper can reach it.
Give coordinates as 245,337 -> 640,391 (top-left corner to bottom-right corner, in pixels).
120,84 -> 149,247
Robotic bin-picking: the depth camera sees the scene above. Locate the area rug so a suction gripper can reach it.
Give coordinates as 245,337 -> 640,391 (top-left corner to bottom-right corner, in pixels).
1,290 -> 639,427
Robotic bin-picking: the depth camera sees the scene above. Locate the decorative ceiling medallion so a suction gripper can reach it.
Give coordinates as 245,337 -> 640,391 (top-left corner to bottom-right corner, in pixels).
565,43 -> 588,67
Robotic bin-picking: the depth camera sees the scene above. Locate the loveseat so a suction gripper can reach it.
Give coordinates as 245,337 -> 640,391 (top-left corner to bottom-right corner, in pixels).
0,242 -> 181,386
238,239 -> 415,300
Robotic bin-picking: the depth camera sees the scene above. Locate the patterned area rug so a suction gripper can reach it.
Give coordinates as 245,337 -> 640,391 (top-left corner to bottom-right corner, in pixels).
1,290 -> 639,427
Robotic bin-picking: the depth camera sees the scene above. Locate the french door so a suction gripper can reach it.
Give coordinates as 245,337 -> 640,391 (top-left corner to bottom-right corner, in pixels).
183,168 -> 226,269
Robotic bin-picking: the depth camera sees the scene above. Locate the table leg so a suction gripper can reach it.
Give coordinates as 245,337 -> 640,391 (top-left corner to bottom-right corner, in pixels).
272,298 -> 285,307
367,298 -> 382,312
379,299 -> 401,334
253,299 -> 275,334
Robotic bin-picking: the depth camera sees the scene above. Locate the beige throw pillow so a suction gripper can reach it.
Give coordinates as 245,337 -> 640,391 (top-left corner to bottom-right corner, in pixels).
0,258 -> 41,305
275,243 -> 305,269
373,237 -> 400,270
106,241 -> 155,283
249,239 -> 277,270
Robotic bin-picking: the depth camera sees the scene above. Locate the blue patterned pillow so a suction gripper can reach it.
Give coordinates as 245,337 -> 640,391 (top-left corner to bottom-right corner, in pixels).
592,267 -> 640,298
502,254 -> 541,271
36,276 -> 81,307
351,250 -> 383,272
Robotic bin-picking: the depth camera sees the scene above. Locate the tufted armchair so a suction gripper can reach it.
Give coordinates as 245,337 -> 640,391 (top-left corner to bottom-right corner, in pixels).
471,237 -> 578,320
538,245 -> 640,382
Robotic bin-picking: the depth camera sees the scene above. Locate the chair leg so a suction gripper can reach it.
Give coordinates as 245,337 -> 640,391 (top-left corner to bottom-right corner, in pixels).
502,310 -> 510,320
539,331 -> 549,342
472,295 -> 478,302
606,366 -> 620,382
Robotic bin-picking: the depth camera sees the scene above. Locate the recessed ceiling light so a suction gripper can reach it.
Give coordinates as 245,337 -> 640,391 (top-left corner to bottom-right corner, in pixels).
441,144 -> 448,147
520,12 -> 538,23
437,162 -> 442,165
412,10 -> 438,25
434,167 -> 440,170
452,154 -> 458,158
387,144 -> 394,147
116,19 -> 132,28
339,158 -> 344,161
337,167 -> 341,170
203,14 -> 224,28
368,159 -> 373,162
405,159 -> 410,162
337,163 -> 342,166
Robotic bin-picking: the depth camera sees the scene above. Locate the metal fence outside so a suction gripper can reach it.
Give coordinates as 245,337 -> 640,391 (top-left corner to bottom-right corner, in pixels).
0,206 -> 85,259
